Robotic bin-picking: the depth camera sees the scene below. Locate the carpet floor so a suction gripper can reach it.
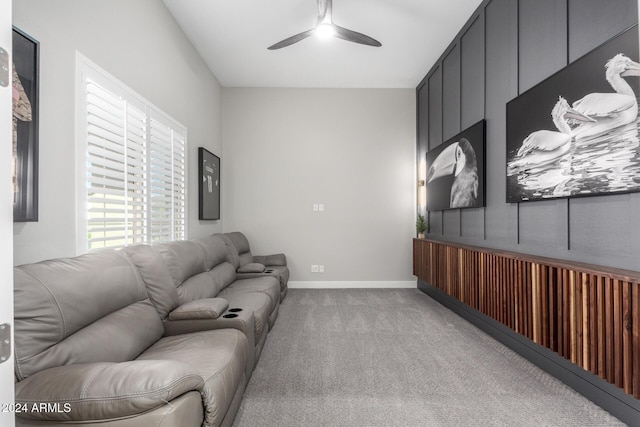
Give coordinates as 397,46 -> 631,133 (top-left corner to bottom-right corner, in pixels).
232,288 -> 625,426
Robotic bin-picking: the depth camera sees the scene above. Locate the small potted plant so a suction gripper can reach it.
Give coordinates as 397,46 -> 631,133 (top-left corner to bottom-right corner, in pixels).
416,214 -> 427,239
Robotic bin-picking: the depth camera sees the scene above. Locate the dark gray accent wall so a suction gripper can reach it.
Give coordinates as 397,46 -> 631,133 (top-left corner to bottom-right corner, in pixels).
427,66 -> 443,235
460,14 -> 485,240
484,0 -> 518,243
443,44 -> 462,237
569,0 -> 639,61
460,15 -> 485,129
518,0 -> 568,93
427,66 -> 442,149
416,0 -> 640,272
442,45 -> 461,141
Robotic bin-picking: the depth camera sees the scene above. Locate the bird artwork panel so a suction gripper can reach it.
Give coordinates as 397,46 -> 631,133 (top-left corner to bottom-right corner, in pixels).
426,120 -> 486,211
506,25 -> 640,203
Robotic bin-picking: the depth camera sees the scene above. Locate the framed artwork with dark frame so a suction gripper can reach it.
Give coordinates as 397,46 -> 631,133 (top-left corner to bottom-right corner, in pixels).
12,27 -> 39,222
506,25 -> 640,203
425,120 -> 486,211
198,147 -> 220,220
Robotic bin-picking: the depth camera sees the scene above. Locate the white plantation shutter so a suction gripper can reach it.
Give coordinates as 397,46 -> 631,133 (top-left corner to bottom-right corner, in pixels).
124,105 -> 149,244
77,55 -> 186,252
171,130 -> 186,240
149,118 -> 185,242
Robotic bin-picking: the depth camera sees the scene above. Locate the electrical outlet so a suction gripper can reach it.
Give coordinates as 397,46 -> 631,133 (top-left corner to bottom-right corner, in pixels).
318,265 -> 325,273
311,264 -> 319,273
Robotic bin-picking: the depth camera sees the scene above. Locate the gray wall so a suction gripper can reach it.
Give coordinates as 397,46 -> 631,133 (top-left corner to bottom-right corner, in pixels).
12,0 -> 224,265
223,88 -> 416,284
417,0 -> 640,271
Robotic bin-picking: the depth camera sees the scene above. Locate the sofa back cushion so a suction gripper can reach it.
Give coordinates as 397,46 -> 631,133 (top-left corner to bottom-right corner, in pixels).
195,235 -> 236,291
122,244 -> 179,319
14,250 -> 163,381
152,237 -> 236,304
154,241 -> 204,283
222,232 -> 253,267
153,240 -> 214,303
215,233 -> 240,268
196,235 -> 228,270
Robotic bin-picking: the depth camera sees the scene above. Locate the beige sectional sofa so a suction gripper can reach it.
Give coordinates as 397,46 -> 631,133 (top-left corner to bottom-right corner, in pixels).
12,232 -> 289,427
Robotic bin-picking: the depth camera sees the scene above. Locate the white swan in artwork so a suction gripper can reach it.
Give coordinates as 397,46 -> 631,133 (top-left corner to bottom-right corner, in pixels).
508,96 -> 594,175
571,53 -> 640,140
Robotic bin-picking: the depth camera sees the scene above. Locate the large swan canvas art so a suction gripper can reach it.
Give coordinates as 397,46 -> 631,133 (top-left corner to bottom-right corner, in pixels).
506,25 -> 640,203
426,120 -> 485,211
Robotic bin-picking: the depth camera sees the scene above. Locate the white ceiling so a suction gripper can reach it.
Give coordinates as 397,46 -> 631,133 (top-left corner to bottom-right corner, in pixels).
162,0 -> 483,88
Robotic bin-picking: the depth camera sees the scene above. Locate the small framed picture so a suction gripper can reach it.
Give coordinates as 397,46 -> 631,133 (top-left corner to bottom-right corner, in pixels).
198,147 -> 220,220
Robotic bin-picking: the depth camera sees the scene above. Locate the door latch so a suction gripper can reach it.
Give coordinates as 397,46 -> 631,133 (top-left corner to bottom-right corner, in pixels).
0,323 -> 10,364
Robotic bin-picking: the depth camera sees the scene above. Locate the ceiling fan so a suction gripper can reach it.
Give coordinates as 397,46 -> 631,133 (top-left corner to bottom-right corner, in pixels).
268,0 -> 382,50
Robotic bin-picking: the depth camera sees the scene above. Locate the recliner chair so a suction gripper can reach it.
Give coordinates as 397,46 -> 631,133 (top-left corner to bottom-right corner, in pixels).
218,232 -> 289,301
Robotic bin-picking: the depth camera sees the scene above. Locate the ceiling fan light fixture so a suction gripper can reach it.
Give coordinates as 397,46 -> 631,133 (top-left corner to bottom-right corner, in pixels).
267,0 -> 381,50
315,23 -> 335,39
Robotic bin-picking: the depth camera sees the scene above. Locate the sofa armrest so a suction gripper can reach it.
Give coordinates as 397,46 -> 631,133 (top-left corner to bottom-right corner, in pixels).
168,298 -> 229,320
237,262 -> 265,273
15,360 -> 203,422
253,253 -> 287,266
164,306 -> 255,343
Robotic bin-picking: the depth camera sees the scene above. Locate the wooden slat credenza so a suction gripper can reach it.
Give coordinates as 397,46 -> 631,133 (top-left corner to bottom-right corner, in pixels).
413,238 -> 640,399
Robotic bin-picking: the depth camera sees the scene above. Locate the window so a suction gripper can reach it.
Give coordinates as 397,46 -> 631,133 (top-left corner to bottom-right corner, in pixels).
76,54 -> 186,252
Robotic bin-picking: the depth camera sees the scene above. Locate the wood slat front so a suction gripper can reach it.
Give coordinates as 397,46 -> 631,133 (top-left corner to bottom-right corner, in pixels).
413,238 -> 640,400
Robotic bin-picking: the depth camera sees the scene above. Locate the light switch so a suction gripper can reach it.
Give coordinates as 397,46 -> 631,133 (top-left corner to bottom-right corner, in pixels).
313,204 -> 319,212
319,203 -> 325,212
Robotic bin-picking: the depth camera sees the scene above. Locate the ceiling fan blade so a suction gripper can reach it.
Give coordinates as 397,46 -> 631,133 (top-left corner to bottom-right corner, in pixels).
334,25 -> 381,47
317,0 -> 332,24
267,29 -> 315,50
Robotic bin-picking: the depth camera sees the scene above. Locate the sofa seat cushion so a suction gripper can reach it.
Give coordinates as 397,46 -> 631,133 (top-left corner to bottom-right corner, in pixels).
136,329 -> 248,427
14,360 -> 203,422
216,291 -> 270,343
236,265 -> 289,293
220,276 -> 280,313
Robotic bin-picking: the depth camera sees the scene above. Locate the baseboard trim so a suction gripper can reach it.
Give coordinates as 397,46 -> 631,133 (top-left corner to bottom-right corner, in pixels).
417,280 -> 640,426
288,281 -> 416,289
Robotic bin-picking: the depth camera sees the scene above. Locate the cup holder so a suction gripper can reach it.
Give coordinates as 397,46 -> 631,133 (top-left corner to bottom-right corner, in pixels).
264,269 -> 274,273
223,313 -> 238,319
228,308 -> 242,313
